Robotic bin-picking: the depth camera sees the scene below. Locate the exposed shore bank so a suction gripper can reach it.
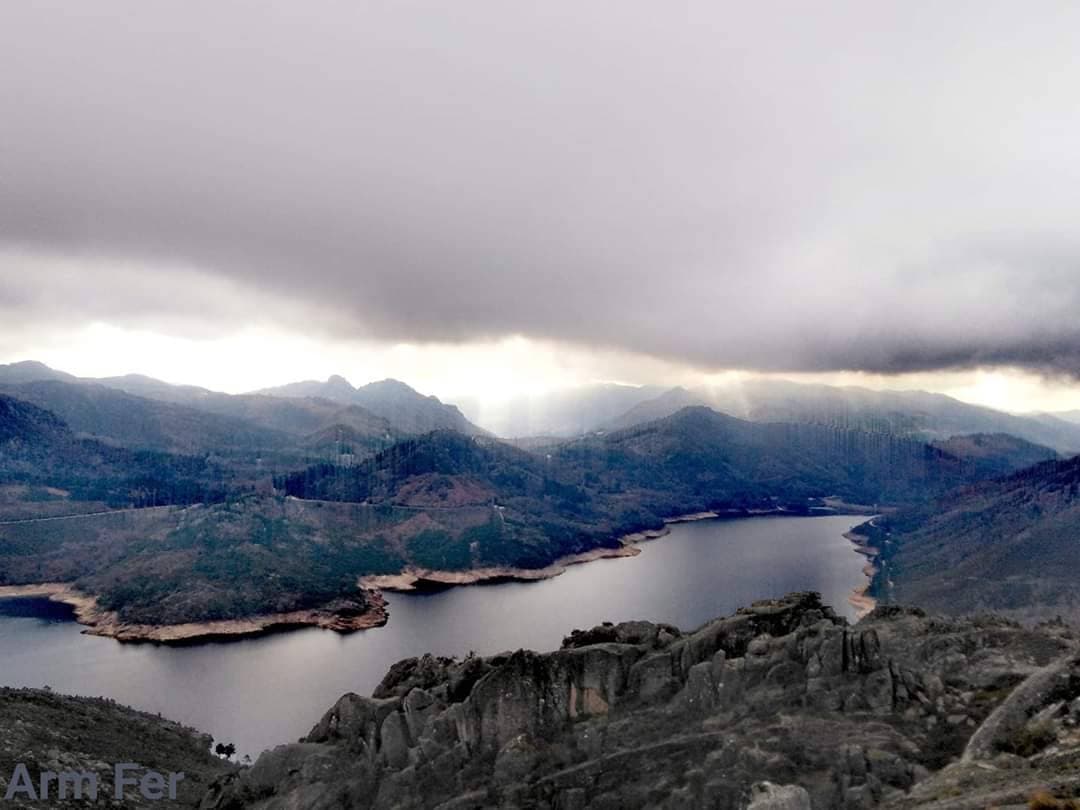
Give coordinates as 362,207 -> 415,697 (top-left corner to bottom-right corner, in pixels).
360,511 -> 725,592
844,522 -> 881,619
0,583 -> 388,644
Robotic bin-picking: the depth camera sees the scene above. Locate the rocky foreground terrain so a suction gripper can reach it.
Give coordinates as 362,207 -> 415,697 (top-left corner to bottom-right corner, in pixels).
196,593 -> 1080,810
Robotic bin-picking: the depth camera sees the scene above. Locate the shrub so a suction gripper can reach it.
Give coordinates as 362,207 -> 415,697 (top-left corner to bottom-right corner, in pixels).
1029,790 -> 1080,810
1001,719 -> 1057,758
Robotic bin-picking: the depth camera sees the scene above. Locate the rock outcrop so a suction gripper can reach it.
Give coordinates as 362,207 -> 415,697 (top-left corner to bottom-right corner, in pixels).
199,593 -> 1079,810
885,650 -> 1080,809
747,782 -> 812,810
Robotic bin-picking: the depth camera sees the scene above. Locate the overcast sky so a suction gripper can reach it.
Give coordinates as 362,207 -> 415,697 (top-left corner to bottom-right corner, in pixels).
3,2 -> 1080,410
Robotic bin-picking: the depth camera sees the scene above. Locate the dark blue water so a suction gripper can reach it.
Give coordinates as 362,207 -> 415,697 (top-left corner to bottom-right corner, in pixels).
0,514 -> 867,758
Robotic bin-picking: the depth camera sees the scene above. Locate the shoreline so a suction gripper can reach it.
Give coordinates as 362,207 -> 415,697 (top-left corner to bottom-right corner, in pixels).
359,507 -> 868,593
360,509 -> 736,592
0,513 -> 712,641
0,583 -> 388,644
361,522 -> 681,592
360,509 -> 868,591
0,506 -> 878,643
844,523 -> 881,620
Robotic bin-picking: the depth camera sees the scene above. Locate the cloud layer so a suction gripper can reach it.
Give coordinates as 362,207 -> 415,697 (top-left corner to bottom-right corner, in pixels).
3,1 -> 1080,375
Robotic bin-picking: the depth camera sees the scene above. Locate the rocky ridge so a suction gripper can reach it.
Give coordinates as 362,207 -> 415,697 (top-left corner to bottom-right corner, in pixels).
199,593 -> 1080,809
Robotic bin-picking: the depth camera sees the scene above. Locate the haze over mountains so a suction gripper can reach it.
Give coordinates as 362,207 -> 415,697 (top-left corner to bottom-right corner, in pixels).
0,361 -> 482,461
6,360 -> 1080,457
465,374 -> 1080,455
463,383 -> 667,438
257,375 -> 484,436
1042,409 -> 1080,426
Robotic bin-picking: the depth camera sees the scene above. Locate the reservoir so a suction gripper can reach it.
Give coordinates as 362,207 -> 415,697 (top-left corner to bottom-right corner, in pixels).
0,514 -> 868,759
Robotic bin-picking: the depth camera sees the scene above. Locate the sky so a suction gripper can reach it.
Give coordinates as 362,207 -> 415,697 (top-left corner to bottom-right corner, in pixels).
3,2 -> 1080,413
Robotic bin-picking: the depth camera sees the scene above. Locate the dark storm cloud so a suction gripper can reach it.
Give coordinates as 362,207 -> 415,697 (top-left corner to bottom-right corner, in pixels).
3,1 -> 1080,375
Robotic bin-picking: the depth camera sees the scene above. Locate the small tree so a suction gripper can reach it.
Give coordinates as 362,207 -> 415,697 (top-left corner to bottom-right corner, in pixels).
215,742 -> 237,760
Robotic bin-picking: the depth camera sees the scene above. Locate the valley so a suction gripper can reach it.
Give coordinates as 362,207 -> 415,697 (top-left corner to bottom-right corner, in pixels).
2,360 -> 1078,644
5,361 -> 1080,808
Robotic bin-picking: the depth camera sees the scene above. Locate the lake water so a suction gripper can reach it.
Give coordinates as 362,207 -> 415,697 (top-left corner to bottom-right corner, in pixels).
0,514 -> 867,758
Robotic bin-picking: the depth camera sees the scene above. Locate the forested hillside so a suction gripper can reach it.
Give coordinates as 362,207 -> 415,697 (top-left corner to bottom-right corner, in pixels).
866,455 -> 1080,622
928,432 -> 1058,479
258,375 -> 486,436
558,406 -> 973,511
279,407 -> 1008,581
0,394 -> 236,510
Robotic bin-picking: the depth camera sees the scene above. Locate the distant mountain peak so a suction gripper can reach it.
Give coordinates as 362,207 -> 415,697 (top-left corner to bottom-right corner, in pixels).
602,386 -> 709,432
11,360 -> 52,371
0,360 -> 78,385
362,378 -> 418,393
325,374 -> 356,392
256,376 -> 486,436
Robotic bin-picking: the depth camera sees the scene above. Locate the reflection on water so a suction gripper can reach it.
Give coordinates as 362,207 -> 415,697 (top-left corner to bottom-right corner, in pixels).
0,514 -> 867,758
0,596 -> 76,623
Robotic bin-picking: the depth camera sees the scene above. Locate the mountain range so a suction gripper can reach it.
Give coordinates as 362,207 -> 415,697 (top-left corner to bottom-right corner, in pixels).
0,362 -> 483,463
256,375 -> 485,436
6,360 -> 1080,456
605,379 -> 1080,454
2,391 -> 1028,636
473,377 -> 1080,455
3,358 -> 1080,638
